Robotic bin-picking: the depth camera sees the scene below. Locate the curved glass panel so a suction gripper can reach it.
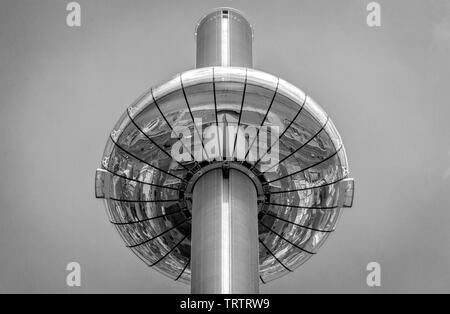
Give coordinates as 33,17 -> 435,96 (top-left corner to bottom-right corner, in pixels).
106,198 -> 181,225
241,69 -> 278,126
101,136 -> 115,169
264,204 -> 342,233
240,83 -> 277,128
108,176 -> 180,202
259,253 -> 290,283
128,89 -> 153,119
275,248 -> 310,281
303,95 -> 328,127
118,120 -> 190,174
130,100 -> 178,159
277,78 -> 306,107
153,75 -> 182,100
181,67 -> 215,124
246,69 -> 279,91
107,141 -> 182,186
264,149 -> 345,193
214,67 -> 247,113
324,118 -> 343,151
262,89 -> 303,139
153,76 -> 192,132
130,240 -> 172,266
114,213 -> 186,247
158,236 -> 191,280
176,266 -> 191,284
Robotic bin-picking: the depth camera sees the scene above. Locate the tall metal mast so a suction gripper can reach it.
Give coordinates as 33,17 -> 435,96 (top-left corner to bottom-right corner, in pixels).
191,8 -> 259,294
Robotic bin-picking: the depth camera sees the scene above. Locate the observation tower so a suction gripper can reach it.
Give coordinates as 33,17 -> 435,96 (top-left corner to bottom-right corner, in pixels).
95,8 -> 355,294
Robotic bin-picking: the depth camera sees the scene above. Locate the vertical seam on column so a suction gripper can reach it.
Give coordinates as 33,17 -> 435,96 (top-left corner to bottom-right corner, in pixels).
221,171 -> 231,293
221,14 -> 230,66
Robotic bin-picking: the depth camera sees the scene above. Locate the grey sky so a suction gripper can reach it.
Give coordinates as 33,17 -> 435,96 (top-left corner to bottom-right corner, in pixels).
0,0 -> 449,293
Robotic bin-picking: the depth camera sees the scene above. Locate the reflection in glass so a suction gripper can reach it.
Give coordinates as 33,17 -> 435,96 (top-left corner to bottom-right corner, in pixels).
96,66 -> 353,284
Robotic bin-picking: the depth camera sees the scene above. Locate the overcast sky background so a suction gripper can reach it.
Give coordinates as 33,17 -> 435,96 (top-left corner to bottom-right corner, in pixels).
1,0 -> 449,293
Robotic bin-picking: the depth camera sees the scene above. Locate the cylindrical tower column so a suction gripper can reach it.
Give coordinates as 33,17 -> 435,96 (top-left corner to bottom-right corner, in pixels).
191,169 -> 259,294
195,8 -> 253,68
